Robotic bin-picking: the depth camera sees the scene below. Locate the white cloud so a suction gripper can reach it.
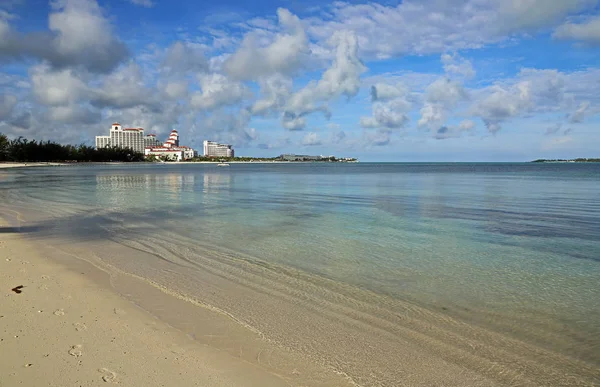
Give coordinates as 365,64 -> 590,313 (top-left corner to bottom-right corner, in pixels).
307,0 -> 597,59
31,65 -> 88,106
281,112 -> 307,130
223,8 -> 310,80
569,101 -> 590,123
162,81 -> 188,100
364,129 -> 391,146
370,83 -> 407,101
302,132 -> 322,146
282,29 -> 366,130
251,74 -> 293,116
554,16 -> 600,43
0,0 -> 128,73
47,105 -> 100,124
497,0 -> 596,31
90,62 -> 159,110
418,78 -> 468,129
361,98 -> 411,129
361,82 -> 411,130
0,94 -> 18,120
190,73 -> 251,110
472,81 -> 531,133
441,53 -> 476,79
434,120 -> 476,139
162,41 -> 208,75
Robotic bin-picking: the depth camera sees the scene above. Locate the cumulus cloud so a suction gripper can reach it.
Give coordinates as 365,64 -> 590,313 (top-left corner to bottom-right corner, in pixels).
223,8 -> 310,80
361,83 -> 411,130
418,78 -> 468,129
199,109 -> 256,147
251,74 -> 293,116
472,82 -> 531,133
434,120 -> 476,139
161,81 -> 188,100
302,132 -> 322,146
441,53 -> 476,79
89,62 -> 159,110
307,0 -> 597,59
0,0 -> 128,73
31,65 -> 88,106
497,0 -> 596,31
282,29 -> 366,130
468,67 -> 596,133
0,94 -> 18,120
47,105 -> 100,124
281,112 -> 307,131
370,83 -> 406,102
364,129 -> 391,146
553,15 -> 600,44
162,41 -> 208,75
191,73 -> 251,110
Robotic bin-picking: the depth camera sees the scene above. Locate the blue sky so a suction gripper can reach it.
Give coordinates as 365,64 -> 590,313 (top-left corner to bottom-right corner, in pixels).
1,0 -> 599,161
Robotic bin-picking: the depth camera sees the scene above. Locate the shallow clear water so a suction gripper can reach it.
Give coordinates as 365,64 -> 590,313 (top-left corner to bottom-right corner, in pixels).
2,162 -> 599,385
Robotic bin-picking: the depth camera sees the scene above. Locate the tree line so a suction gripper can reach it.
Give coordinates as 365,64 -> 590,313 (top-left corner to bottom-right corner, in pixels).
0,134 -> 145,162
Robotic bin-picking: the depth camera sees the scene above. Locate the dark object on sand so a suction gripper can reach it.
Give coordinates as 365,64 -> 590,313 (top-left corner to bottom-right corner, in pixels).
11,285 -> 24,294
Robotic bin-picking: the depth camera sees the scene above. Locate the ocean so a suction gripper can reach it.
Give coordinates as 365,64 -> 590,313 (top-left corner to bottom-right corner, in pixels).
1,162 -> 599,386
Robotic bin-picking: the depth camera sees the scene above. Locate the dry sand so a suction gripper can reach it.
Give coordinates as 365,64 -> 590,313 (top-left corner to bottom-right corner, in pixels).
0,229 -> 289,386
0,163 -> 69,169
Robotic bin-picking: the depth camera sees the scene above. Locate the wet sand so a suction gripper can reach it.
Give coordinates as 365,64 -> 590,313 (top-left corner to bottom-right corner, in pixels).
1,203 -> 599,386
0,227 -> 295,386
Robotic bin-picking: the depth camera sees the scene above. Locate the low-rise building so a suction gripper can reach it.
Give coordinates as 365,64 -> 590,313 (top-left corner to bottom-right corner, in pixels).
279,154 -> 324,161
144,129 -> 197,161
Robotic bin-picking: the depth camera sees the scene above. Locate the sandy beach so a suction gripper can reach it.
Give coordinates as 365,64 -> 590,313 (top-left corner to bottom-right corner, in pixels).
0,163 -> 70,169
0,226 -> 290,386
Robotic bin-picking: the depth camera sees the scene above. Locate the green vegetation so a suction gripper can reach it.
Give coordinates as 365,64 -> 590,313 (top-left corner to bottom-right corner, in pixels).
532,158 -> 600,163
186,155 -> 358,162
0,133 -> 145,162
187,156 -> 278,162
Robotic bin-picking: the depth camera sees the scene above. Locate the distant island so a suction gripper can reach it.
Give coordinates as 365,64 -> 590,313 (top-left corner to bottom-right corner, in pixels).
532,158 -> 600,163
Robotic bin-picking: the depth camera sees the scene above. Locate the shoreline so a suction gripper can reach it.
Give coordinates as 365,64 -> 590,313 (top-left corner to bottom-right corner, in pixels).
0,221 -> 302,387
1,184 -> 599,386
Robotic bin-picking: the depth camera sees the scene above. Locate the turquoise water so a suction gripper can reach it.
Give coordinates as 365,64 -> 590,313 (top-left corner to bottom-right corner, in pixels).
2,162 -> 599,384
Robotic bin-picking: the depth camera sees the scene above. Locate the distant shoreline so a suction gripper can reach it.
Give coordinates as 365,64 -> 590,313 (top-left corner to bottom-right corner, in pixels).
531,158 -> 600,163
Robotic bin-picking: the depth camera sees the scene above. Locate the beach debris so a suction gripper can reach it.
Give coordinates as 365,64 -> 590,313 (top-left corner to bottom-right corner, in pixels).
53,309 -> 65,316
98,368 -> 117,383
24,363 -> 33,367
68,345 -> 83,357
11,285 -> 24,294
73,322 -> 87,331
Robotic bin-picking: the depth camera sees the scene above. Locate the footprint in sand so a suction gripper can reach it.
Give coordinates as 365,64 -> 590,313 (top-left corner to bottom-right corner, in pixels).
73,322 -> 87,332
68,345 -> 82,357
53,309 -> 65,316
98,368 -> 117,383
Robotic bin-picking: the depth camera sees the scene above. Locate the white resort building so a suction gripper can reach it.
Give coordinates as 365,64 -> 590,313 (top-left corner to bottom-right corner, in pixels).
144,129 -> 197,161
95,124 -> 196,161
95,123 -> 160,153
203,140 -> 234,158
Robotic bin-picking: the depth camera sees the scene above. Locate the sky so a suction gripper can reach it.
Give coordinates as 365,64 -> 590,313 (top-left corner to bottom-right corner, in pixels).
0,0 -> 599,161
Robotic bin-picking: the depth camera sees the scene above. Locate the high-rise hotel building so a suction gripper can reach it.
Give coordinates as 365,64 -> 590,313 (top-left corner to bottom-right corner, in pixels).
95,123 -> 160,153
203,140 -> 234,158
